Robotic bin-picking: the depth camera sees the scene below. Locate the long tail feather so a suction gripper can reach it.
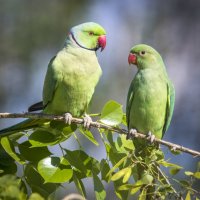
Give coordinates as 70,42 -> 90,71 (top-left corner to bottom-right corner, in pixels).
0,119 -> 43,137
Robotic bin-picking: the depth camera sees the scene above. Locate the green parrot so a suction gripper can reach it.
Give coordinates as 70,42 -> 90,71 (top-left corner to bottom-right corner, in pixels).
0,22 -> 106,136
126,44 -> 175,143
126,44 -> 175,199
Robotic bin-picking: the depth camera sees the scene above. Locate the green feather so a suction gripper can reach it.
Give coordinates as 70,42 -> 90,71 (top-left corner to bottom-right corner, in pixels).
126,44 -> 175,198
162,80 -> 175,134
126,44 -> 175,139
0,22 -> 106,136
0,119 -> 47,136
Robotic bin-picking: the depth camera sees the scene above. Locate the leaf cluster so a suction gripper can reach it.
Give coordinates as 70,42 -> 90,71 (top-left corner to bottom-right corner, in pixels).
0,100 -> 199,200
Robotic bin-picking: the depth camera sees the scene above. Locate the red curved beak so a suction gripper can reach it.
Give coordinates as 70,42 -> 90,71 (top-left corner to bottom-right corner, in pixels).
98,35 -> 106,51
128,53 -> 137,65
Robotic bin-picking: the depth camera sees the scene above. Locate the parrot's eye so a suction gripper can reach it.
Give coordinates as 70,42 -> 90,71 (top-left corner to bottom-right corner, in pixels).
89,31 -> 94,36
140,51 -> 146,55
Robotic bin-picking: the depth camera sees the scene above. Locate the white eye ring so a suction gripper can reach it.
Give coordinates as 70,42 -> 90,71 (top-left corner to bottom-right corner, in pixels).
140,51 -> 146,55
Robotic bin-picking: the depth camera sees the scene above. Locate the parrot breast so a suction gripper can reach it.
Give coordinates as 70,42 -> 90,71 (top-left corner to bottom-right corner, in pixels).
129,69 -> 167,139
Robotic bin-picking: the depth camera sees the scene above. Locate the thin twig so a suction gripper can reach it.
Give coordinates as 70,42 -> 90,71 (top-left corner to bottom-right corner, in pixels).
155,164 -> 182,199
0,112 -> 200,157
62,193 -> 85,200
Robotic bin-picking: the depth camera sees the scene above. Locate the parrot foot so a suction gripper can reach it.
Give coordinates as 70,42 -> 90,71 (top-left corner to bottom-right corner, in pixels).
171,146 -> 177,151
127,129 -> 137,140
147,131 -> 155,143
64,113 -> 73,125
83,114 -> 92,129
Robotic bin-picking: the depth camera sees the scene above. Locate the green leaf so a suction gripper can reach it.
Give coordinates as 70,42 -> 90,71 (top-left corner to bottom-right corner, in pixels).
105,130 -> 115,147
111,168 -> 126,181
0,145 -> 17,175
65,149 -> 100,177
65,150 -> 87,174
37,156 -> 73,183
111,167 -> 131,182
105,143 -> 111,155
116,135 -> 134,152
113,178 -> 129,200
18,178 -> 28,198
50,120 -> 77,133
107,156 -> 127,178
185,171 -> 194,176
100,100 -> 123,126
6,132 -> 24,141
130,180 -> 143,195
138,188 -> 147,200
121,114 -> 127,126
25,164 -> 58,198
29,123 -> 76,146
158,160 -> 182,169
100,159 -> 111,182
93,172 -> 106,200
79,128 -> 99,146
117,184 -> 133,191
50,121 -> 77,138
154,149 -> 165,161
0,175 -> 27,200
157,184 -> 173,193
49,121 -> 76,142
185,170 -> 200,179
178,180 -> 190,187
73,173 -> 87,198
29,129 -> 59,147
193,172 -> 200,179
18,141 -> 51,162
108,147 -> 127,167
62,123 -> 77,137
185,191 -> 191,200
197,161 -> 200,172
122,167 -> 132,183
141,173 -> 154,185
50,121 -> 67,130
29,193 -> 45,200
169,167 -> 182,175
1,137 -> 25,164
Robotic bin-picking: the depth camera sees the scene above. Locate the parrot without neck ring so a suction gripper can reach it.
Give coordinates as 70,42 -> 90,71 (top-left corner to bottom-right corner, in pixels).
126,44 -> 175,199
126,44 -> 175,146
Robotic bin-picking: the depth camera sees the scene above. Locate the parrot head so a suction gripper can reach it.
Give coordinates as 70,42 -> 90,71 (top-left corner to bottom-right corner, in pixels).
128,44 -> 163,69
69,22 -> 106,51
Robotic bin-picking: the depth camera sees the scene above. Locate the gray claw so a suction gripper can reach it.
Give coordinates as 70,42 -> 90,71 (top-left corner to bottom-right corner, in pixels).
64,113 -> 73,125
147,131 -> 155,143
127,128 -> 137,140
171,146 -> 177,151
83,114 -> 92,129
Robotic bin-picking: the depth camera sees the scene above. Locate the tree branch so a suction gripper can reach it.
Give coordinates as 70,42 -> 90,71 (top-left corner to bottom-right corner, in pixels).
0,112 -> 199,157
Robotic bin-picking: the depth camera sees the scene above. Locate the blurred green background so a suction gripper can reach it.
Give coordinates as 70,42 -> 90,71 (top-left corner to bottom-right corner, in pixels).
0,0 -> 200,199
